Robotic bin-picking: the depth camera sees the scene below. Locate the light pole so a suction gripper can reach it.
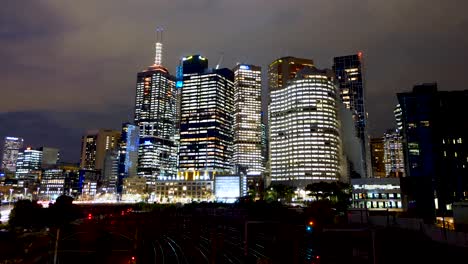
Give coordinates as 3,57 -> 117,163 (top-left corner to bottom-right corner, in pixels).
24,188 -> 28,199
9,189 -> 13,206
36,187 -> 40,200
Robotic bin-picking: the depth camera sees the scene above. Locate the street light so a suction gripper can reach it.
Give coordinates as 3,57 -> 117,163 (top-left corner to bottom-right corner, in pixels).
9,189 -> 13,206
24,188 -> 28,199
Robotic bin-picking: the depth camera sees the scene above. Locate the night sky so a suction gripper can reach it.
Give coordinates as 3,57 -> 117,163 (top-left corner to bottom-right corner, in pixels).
1,0 -> 467,162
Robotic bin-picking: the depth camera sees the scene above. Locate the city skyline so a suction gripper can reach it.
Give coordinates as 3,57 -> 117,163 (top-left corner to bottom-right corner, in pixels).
1,1 -> 468,162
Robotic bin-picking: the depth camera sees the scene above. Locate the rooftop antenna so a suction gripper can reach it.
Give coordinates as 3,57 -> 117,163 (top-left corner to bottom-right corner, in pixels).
154,27 -> 164,66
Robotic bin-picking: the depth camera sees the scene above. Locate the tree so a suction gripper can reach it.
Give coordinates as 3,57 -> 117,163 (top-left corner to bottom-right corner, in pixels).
49,195 -> 82,226
305,181 -> 351,212
9,200 -> 44,229
266,184 -> 295,203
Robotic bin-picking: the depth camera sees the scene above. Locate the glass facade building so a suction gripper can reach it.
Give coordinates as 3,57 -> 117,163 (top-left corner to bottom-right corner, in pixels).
178,55 -> 234,180
333,53 -> 369,177
232,64 -> 263,175
270,67 -> 341,187
397,84 -> 468,219
117,123 -> 139,193
15,147 -> 42,179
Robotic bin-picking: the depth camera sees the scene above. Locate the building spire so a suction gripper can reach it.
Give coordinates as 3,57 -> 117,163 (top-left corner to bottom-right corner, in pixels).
154,27 -> 163,66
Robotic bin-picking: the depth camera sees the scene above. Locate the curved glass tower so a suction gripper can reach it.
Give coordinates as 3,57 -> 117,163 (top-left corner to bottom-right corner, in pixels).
270,67 -> 341,187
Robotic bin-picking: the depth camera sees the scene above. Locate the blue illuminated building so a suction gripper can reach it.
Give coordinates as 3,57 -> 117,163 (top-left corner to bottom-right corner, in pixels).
398,83 -> 468,220
117,122 -> 139,194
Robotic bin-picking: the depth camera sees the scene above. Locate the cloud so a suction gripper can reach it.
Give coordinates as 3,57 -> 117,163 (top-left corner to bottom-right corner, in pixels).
1,0 -> 467,160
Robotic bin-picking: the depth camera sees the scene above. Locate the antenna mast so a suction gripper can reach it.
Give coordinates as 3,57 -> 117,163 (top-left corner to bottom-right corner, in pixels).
154,27 -> 163,65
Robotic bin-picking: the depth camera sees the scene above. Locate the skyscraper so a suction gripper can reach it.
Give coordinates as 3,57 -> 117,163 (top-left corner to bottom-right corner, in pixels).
268,57 -> 314,93
270,67 -> 341,187
370,138 -> 386,178
178,55 -> 234,180
117,123 -> 139,194
232,64 -> 263,175
1,136 -> 24,173
134,31 -> 177,185
333,53 -> 369,177
397,83 -> 468,219
79,129 -> 121,171
383,129 -> 405,178
267,57 -> 314,180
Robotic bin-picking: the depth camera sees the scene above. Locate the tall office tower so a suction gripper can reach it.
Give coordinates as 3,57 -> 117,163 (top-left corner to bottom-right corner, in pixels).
1,136 -> 24,173
39,147 -> 59,168
370,138 -> 386,178
134,32 -> 177,185
270,67 -> 341,188
268,57 -> 314,93
16,147 -> 43,179
232,64 -> 263,176
398,83 -> 467,220
178,55 -> 234,180
79,129 -> 121,171
383,129 -> 405,178
117,123 -> 140,194
102,149 -> 119,192
333,53 -> 369,177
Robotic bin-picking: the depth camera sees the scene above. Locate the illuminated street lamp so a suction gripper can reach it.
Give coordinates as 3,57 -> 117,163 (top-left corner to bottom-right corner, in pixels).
9,188 -> 13,206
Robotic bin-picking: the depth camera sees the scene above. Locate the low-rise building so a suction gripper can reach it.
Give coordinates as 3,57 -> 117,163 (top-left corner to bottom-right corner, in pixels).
351,178 -> 403,211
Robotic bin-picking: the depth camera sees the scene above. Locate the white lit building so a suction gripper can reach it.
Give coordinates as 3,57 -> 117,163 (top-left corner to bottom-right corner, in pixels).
135,36 -> 178,185
40,169 -> 65,200
270,67 -> 341,187
215,175 -> 247,203
178,55 -> 234,180
232,64 -> 264,176
1,137 -> 24,173
383,129 -> 405,177
351,178 -> 403,211
16,147 -> 43,180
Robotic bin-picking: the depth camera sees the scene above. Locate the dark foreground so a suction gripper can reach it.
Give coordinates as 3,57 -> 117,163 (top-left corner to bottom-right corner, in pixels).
1,204 -> 467,264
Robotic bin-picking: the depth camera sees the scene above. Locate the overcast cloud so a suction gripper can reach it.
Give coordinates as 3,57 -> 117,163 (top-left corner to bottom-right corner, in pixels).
1,0 -> 467,161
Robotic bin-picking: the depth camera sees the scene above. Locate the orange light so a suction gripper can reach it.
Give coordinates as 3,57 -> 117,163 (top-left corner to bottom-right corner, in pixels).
309,221 -> 314,226
358,51 -> 363,58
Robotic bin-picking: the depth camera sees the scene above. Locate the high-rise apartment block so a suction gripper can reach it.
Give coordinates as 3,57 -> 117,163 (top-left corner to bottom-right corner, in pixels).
270,67 -> 341,187
333,53 -> 369,177
397,83 -> 468,219
79,129 -> 120,171
232,64 -> 263,175
1,136 -> 24,173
